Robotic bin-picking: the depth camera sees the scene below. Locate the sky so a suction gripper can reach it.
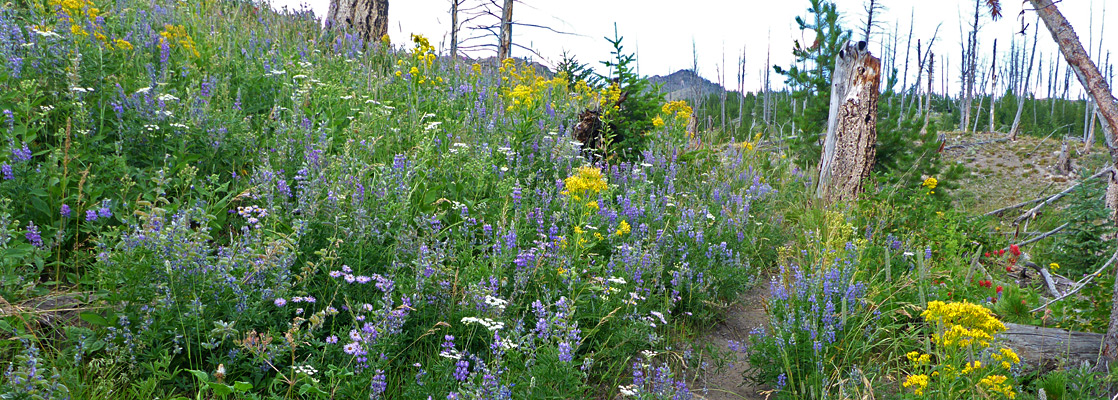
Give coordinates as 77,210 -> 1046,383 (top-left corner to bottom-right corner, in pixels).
266,0 -> 1117,97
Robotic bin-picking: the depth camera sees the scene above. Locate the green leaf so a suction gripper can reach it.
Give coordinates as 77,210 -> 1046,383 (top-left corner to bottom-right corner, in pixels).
78,312 -> 110,327
186,369 -> 210,384
299,383 -> 328,396
208,381 -> 234,396
232,381 -> 252,392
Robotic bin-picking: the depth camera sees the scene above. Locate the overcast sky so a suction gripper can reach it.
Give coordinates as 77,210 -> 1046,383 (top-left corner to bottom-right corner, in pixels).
267,0 -> 1116,96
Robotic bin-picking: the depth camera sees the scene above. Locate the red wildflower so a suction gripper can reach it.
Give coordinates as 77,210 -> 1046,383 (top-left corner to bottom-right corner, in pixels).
1009,244 -> 1021,256
984,252 -> 991,258
996,285 -> 1003,293
1006,266 -> 1013,272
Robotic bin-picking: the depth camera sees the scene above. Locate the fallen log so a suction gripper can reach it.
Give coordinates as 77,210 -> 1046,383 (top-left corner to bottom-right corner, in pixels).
998,322 -> 1103,370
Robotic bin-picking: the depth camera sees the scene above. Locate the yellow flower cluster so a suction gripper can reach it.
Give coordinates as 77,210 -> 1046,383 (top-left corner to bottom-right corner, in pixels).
979,375 -> 1016,399
499,58 -> 566,113
615,220 -> 631,236
922,177 -> 938,190
906,351 -> 931,365
732,133 -> 765,151
46,0 -> 129,51
902,374 -> 929,396
661,100 -> 693,122
904,301 -> 1019,398
160,24 -> 200,58
989,347 -> 1021,369
562,166 -> 608,202
392,34 -> 441,85
923,301 -> 1006,349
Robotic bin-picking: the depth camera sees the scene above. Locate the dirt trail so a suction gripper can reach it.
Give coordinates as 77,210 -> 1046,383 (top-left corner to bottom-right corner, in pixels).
691,284 -> 770,400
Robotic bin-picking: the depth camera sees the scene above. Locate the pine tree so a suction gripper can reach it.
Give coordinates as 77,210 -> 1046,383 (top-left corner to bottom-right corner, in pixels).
774,0 -> 852,165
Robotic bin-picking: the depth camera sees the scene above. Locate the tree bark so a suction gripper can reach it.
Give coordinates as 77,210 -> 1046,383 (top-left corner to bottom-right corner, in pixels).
817,41 -> 881,201
326,0 -> 389,46
1025,0 -> 1118,360
498,0 -> 514,60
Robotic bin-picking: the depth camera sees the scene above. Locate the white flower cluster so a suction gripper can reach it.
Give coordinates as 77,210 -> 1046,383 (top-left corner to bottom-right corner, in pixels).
461,317 -> 504,331
483,295 -> 508,311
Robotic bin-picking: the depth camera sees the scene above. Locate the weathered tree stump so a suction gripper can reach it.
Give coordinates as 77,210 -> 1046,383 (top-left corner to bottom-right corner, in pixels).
998,323 -> 1104,371
816,41 -> 881,201
326,0 -> 389,46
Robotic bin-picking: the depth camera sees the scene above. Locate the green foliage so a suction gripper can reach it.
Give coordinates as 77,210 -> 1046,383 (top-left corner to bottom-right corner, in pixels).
1053,180 -> 1117,276
598,27 -> 664,162
774,0 -> 851,166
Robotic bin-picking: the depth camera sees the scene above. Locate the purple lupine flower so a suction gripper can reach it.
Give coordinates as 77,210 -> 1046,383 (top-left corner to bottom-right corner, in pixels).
453,359 -> 470,381
274,298 -> 287,307
557,341 -> 572,362
924,246 -> 932,260
25,221 -> 42,247
98,200 -> 112,219
1,163 -> 11,180
11,141 -> 31,162
85,209 -> 98,222
60,204 -> 71,218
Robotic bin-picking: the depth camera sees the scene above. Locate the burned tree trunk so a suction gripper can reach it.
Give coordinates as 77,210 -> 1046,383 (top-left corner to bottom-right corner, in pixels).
497,0 -> 514,60
817,41 -> 882,201
326,0 -> 389,46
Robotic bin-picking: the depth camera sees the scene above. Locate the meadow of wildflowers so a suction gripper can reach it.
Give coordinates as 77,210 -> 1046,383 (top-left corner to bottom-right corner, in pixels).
3,0 -> 1107,398
0,0 -> 796,398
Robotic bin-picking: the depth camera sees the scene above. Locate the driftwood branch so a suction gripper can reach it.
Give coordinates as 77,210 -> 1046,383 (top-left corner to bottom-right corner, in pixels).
1013,167 -> 1114,225
1031,250 -> 1118,313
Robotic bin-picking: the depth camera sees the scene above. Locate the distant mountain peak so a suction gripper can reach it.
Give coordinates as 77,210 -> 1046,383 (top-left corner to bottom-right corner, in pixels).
647,69 -> 726,101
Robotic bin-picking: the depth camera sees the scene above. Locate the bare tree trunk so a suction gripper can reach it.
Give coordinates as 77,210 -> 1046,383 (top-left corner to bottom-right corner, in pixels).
923,53 -> 934,133
497,0 -> 514,60
326,0 -> 389,46
1011,20 -> 1039,140
989,40 -> 999,132
764,40 -> 773,126
1025,0 -> 1118,360
450,0 -> 460,59
817,41 -> 882,201
899,8 -> 915,118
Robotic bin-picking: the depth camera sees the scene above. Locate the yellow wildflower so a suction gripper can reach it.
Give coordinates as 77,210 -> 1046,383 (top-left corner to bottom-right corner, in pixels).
902,374 -> 929,396
1049,262 -> 1059,270
561,166 -> 608,202
113,39 -> 133,51
652,115 -> 665,128
922,177 -> 938,190
615,220 -> 631,236
979,375 -> 1015,399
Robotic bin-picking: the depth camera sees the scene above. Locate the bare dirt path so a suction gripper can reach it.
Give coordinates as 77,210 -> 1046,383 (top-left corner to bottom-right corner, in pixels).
691,283 -> 770,400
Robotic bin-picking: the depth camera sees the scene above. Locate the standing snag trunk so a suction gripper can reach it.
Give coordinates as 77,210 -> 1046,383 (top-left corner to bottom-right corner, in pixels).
1023,0 -> 1118,360
497,0 -> 514,60
326,0 -> 389,46
817,41 -> 882,201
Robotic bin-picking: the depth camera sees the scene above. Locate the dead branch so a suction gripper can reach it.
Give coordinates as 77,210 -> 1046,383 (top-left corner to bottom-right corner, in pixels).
1013,167 -> 1114,225
1014,222 -> 1069,248
942,137 -> 1010,151
1031,250 -> 1118,313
